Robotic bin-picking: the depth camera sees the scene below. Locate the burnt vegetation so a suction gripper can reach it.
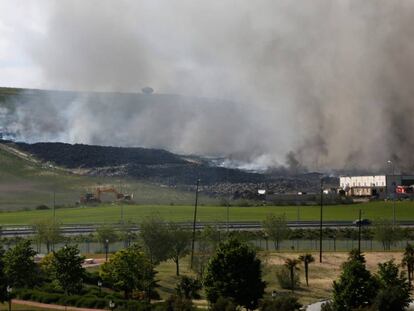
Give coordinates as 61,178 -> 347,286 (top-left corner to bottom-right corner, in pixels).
4,140 -> 265,186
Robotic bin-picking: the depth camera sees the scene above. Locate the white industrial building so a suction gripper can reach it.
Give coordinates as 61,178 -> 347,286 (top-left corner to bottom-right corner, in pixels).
339,175 -> 414,198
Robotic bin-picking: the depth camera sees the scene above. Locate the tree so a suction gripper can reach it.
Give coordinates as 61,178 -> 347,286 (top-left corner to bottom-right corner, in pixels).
142,86 -> 154,94
39,252 -> 55,277
332,250 -> 378,311
204,239 -> 265,310
119,221 -> 137,248
100,243 -> 156,300
140,216 -> 172,265
176,276 -> 202,300
167,223 -> 191,276
51,245 -> 85,295
0,246 -> 7,303
374,220 -> 402,250
4,239 -> 38,287
32,218 -> 62,253
298,253 -> 315,286
191,225 -> 221,277
276,267 -> 300,290
95,224 -> 118,249
373,260 -> 411,311
262,214 -> 290,250
401,243 -> 414,287
284,258 -> 300,292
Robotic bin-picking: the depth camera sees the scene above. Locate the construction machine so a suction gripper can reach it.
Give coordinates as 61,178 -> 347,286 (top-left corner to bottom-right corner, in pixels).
80,186 -> 133,204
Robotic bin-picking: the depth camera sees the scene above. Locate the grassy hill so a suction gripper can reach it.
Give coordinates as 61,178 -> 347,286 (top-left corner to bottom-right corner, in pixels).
0,144 -> 216,211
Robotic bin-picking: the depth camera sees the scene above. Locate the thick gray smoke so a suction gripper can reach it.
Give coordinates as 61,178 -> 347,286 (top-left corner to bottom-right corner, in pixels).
4,0 -> 414,172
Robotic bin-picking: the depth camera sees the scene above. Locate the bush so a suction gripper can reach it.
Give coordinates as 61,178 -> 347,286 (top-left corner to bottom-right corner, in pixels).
82,270 -> 100,285
35,204 -> 49,210
320,301 -> 334,311
260,295 -> 302,311
210,296 -> 238,311
155,295 -> 195,311
14,288 -> 151,310
176,276 -> 202,299
276,267 -> 300,290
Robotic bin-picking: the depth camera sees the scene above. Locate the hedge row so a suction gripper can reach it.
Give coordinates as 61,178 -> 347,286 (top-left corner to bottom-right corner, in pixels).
16,289 -> 155,311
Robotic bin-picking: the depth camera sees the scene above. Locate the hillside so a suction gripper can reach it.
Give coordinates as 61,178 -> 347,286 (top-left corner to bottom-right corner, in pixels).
1,140 -> 265,185
0,143 -> 217,211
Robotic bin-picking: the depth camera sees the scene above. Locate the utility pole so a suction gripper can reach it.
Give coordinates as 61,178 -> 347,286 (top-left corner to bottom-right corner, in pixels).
119,180 -> 124,224
319,178 -> 323,263
358,209 -> 362,253
53,187 -> 56,221
226,170 -> 230,233
190,179 -> 200,269
387,160 -> 396,228
226,203 -> 229,233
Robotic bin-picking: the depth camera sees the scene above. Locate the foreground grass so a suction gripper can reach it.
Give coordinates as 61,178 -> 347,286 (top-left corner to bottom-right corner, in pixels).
0,201 -> 413,225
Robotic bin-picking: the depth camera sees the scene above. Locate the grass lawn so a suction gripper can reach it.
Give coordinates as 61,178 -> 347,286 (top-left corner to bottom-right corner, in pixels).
104,251 -> 407,307
0,201 -> 413,225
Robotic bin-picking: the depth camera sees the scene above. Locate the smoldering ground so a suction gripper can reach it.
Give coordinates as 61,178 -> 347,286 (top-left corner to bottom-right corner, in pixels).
2,0 -> 414,172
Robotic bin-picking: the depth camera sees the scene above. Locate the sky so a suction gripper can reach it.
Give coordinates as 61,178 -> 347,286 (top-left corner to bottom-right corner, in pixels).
0,1 -> 414,172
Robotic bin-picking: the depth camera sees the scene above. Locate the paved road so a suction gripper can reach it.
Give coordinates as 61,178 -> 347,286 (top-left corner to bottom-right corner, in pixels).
305,300 -> 414,310
3,220 -> 414,236
13,299 -> 105,311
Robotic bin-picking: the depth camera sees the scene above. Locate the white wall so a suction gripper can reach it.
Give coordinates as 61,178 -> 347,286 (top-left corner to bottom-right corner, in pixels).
340,175 -> 387,189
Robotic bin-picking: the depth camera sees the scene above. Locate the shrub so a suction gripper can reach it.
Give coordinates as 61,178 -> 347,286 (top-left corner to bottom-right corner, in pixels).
260,295 -> 302,311
210,296 -> 238,311
82,270 -> 100,285
35,205 -> 49,210
276,267 -> 300,290
176,276 -> 202,299
320,301 -> 334,311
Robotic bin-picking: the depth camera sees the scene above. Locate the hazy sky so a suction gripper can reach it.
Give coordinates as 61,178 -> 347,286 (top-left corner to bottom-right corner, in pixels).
1,1 -> 414,172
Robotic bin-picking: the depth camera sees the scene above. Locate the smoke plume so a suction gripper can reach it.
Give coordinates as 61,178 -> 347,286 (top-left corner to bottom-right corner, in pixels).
3,0 -> 414,172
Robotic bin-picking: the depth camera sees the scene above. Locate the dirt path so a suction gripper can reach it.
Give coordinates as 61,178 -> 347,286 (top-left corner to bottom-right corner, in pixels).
12,299 -> 106,311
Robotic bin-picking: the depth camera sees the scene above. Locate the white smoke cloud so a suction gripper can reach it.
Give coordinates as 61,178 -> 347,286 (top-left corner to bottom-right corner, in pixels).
1,0 -> 414,172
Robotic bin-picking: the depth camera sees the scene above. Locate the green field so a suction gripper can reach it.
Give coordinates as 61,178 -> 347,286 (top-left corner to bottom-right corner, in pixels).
0,201 -> 413,225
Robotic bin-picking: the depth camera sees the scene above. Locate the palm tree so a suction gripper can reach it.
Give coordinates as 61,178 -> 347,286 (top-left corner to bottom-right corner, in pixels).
284,258 -> 300,292
402,243 -> 414,287
299,253 -> 315,286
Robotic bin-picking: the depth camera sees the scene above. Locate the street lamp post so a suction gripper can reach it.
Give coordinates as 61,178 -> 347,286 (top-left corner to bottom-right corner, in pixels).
358,209 -> 362,253
319,178 -> 324,263
109,300 -> 115,311
387,160 -> 396,227
97,280 -> 102,295
105,239 -> 109,262
7,285 -> 12,311
190,179 -> 200,269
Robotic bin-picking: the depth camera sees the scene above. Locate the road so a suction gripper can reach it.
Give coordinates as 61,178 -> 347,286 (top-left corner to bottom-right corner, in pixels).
2,220 -> 414,236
